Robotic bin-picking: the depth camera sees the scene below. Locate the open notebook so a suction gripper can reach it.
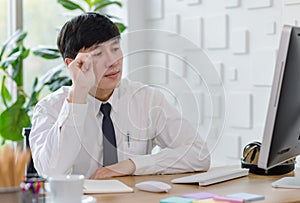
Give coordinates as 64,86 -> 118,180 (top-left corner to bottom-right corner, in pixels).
83,179 -> 134,194
45,179 -> 134,194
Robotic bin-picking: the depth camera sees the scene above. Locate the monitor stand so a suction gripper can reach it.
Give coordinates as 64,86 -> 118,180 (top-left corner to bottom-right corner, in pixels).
272,177 -> 300,189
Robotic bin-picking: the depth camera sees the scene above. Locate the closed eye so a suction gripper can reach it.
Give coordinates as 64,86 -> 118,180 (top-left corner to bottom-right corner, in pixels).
93,51 -> 102,56
112,47 -> 120,52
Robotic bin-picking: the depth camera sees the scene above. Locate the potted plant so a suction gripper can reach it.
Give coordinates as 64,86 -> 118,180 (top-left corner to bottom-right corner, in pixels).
0,30 -> 31,142
0,30 -> 71,143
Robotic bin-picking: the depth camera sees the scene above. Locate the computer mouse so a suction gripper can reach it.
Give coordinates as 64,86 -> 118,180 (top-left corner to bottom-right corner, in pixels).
135,180 -> 171,193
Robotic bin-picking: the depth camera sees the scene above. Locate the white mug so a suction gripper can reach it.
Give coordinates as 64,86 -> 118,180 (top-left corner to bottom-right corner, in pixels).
48,174 -> 85,203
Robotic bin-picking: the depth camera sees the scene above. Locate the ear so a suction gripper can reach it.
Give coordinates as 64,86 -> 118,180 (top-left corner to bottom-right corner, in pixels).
65,58 -> 73,66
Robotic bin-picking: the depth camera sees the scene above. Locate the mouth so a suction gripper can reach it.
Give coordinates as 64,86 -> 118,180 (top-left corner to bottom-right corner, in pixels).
104,71 -> 120,78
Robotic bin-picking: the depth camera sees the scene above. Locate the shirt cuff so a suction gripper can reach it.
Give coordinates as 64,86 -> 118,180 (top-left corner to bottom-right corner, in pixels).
130,155 -> 157,175
57,99 -> 89,128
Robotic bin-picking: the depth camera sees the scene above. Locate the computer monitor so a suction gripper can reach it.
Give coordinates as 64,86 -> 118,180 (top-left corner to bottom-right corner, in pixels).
258,25 -> 300,188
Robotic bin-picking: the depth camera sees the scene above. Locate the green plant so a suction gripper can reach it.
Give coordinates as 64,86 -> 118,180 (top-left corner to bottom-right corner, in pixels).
0,31 -> 30,141
58,0 -> 126,32
0,31 -> 68,142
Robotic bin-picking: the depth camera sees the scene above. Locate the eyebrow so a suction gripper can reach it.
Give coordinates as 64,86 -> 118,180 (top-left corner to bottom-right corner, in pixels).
93,38 -> 120,50
111,38 -> 120,45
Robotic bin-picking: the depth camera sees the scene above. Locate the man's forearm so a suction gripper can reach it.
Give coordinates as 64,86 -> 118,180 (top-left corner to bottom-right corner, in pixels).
90,159 -> 136,179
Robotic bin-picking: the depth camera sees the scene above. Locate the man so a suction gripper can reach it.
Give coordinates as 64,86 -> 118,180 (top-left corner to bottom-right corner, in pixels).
30,12 -> 210,179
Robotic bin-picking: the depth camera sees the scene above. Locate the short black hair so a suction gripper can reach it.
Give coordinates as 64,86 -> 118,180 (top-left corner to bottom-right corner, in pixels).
57,12 -> 120,59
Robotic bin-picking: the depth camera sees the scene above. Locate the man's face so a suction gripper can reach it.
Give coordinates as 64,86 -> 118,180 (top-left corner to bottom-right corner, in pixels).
83,37 -> 123,92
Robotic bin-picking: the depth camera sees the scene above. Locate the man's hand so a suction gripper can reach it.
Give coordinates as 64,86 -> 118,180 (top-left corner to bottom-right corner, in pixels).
66,51 -> 100,103
90,159 -> 136,179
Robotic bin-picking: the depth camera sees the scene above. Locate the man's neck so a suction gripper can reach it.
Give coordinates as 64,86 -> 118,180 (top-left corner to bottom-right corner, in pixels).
90,88 -> 114,102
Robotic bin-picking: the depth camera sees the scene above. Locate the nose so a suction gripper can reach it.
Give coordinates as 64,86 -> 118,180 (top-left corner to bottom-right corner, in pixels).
105,50 -> 121,68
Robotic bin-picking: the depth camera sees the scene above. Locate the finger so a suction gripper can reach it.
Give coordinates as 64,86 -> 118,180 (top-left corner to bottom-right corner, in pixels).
94,169 -> 113,179
90,168 -> 104,179
90,48 -> 101,57
81,56 -> 93,72
69,53 -> 92,71
89,173 -> 96,179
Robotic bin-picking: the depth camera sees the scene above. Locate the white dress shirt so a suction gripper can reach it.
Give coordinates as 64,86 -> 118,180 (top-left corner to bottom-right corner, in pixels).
30,78 -> 210,178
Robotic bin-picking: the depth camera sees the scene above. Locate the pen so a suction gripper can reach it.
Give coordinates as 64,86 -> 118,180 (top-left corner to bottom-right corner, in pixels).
127,131 -> 130,148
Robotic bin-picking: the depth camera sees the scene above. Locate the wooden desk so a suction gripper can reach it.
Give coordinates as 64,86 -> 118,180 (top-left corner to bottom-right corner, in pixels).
91,167 -> 300,203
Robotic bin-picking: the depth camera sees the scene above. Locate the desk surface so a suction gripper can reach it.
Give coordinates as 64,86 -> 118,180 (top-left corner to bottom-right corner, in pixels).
91,166 -> 300,203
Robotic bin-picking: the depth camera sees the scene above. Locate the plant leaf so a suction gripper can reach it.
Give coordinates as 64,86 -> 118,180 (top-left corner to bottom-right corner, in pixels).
105,14 -> 121,20
26,64 -> 72,110
36,64 -> 65,91
83,0 -> 93,8
57,0 -> 85,12
41,65 -> 72,90
0,95 -> 30,141
0,64 -> 6,71
93,0 -> 105,4
46,76 -> 72,91
94,1 -> 122,11
1,46 -> 30,69
0,30 -> 27,61
0,50 -> 22,68
21,48 -> 30,59
12,58 -> 23,86
114,22 -> 126,33
1,76 -> 12,108
33,46 -> 61,59
26,77 -> 42,111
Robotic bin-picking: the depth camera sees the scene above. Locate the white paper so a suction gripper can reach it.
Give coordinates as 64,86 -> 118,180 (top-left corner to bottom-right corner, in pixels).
83,179 -> 134,194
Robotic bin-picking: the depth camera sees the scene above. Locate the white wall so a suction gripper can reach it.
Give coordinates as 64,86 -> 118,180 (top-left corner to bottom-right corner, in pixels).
125,0 -> 300,167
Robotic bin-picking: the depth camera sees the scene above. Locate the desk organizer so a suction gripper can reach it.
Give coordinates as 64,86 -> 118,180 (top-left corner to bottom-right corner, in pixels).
21,177 -> 46,203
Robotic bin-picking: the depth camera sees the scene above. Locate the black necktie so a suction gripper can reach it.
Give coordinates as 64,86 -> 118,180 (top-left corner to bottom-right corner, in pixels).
100,103 -> 118,166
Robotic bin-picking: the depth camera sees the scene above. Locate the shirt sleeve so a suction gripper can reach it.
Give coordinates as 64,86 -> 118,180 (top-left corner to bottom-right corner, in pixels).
130,90 -> 211,175
29,99 -> 89,177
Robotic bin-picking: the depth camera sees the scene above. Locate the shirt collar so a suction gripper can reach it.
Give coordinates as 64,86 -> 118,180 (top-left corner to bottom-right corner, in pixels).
87,80 -> 124,116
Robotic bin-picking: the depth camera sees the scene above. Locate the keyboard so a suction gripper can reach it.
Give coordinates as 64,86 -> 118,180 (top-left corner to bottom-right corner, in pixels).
171,168 -> 249,186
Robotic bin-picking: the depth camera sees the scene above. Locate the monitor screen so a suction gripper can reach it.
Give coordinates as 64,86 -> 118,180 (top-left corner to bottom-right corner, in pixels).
258,25 -> 300,171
